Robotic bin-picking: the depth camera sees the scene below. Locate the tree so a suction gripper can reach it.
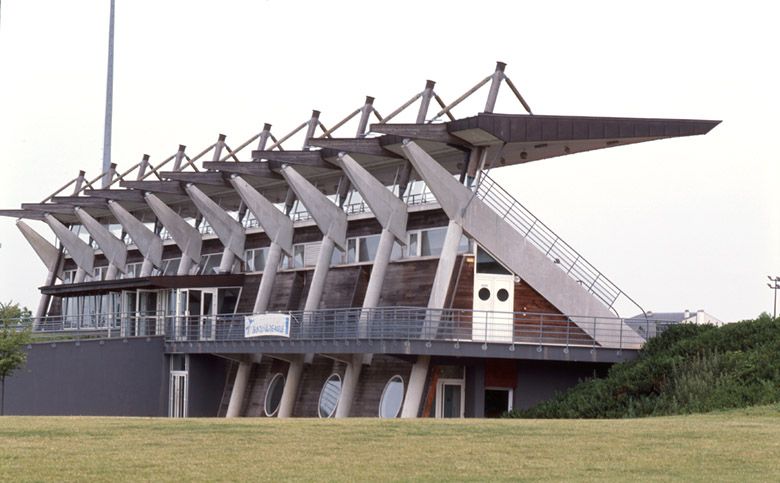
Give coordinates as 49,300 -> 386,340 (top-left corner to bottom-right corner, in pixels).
0,301 -> 32,416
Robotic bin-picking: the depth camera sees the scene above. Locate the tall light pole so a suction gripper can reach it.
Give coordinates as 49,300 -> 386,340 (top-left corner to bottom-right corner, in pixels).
101,0 -> 116,187
769,276 -> 779,319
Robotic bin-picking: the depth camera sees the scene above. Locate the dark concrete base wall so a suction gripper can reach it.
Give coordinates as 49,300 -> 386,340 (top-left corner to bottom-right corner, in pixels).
4,337 -> 168,416
187,354 -> 230,417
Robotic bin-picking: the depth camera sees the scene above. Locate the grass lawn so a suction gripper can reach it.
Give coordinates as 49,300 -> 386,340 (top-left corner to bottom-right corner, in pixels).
1,406 -> 779,482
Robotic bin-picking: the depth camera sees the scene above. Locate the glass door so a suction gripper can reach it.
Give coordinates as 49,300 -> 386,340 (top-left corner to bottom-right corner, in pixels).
169,371 -> 188,418
137,290 -> 158,336
200,289 -> 217,340
121,290 -> 137,337
436,379 -> 465,418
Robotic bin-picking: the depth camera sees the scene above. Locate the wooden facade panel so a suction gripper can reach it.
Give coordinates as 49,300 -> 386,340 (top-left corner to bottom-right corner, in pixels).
378,259 -> 439,307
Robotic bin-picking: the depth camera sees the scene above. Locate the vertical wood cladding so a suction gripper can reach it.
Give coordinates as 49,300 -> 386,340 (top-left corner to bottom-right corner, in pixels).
377,259 -> 439,307
293,356 -> 345,417
513,279 -> 592,344
350,355 -> 412,417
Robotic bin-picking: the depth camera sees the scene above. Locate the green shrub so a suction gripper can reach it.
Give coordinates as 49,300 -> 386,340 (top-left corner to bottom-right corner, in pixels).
507,315 -> 780,418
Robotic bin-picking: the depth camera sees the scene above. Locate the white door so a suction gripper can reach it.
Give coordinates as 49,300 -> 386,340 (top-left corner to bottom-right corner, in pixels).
175,289 -> 190,341
169,371 -> 188,418
136,290 -> 158,336
472,273 -> 515,342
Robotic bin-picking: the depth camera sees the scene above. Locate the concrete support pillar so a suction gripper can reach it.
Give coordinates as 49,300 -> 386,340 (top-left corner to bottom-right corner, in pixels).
144,193 -> 201,275
254,242 -> 283,313
226,361 -> 252,418
401,355 -> 430,418
44,213 -> 95,281
277,355 -> 304,418
185,184 -> 245,275
108,200 -> 163,276
362,228 -> 395,310
17,220 -> 61,320
335,353 -> 363,418
105,264 -> 119,281
428,219 -> 464,310
139,258 -> 154,277
304,236 -> 335,311
229,175 -> 294,313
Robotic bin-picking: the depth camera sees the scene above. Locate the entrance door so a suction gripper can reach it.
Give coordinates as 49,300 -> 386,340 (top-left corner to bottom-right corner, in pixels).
200,289 -> 217,340
137,290 -> 158,336
436,379 -> 465,418
121,290 -> 137,337
473,273 -> 515,342
169,371 -> 188,418
484,388 -> 513,418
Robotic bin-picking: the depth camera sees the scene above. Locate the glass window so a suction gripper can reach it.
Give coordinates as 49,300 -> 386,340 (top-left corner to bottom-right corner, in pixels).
331,248 -> 344,266
163,258 -> 181,276
476,247 -> 511,275
318,374 -> 342,418
379,375 -> 404,418
201,254 -> 221,275
408,233 -> 418,258
390,241 -> 403,261
246,248 -> 267,272
346,238 -> 357,264
358,235 -> 380,262
217,288 -> 241,314
264,373 -> 285,417
292,245 -> 305,269
420,228 -> 446,257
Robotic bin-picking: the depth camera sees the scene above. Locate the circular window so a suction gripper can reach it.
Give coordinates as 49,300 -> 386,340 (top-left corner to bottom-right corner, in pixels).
497,288 -> 510,302
379,375 -> 405,418
478,287 -> 491,301
264,373 -> 285,417
318,374 -> 342,418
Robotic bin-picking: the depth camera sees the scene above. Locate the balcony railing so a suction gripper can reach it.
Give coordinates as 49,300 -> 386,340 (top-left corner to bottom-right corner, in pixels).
10,307 -> 674,350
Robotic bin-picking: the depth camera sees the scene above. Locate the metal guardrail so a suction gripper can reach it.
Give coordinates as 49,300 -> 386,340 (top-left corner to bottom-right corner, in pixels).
474,173 -> 645,318
10,307 -> 673,350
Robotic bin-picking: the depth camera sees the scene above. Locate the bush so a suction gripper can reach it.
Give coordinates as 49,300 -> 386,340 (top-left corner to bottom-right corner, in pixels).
507,315 -> 780,418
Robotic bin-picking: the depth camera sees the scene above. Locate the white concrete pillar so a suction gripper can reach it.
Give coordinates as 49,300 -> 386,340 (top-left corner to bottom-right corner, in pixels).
139,258 -> 154,277
401,355 -> 430,418
277,356 -> 304,418
108,200 -> 163,276
304,236 -> 336,311
254,242 -> 283,313
105,264 -> 119,281
16,220 -> 61,320
74,267 -> 87,284
185,184 -> 245,275
428,219 -> 464,310
226,361 -> 252,418
145,193 -> 202,275
335,354 -> 363,418
362,228 -> 395,310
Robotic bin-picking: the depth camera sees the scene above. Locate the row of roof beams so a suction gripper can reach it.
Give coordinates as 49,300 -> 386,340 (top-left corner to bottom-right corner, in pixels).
1,112 -> 720,225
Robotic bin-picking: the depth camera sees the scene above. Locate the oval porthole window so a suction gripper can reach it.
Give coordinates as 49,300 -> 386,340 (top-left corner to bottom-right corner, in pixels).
497,288 -> 510,302
379,375 -> 405,418
478,287 -> 491,301
264,373 -> 285,417
318,374 -> 342,418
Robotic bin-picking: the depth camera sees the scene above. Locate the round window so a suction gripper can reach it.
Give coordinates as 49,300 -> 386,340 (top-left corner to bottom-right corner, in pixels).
378,375 -> 405,418
497,288 -> 510,302
478,287 -> 491,301
264,373 -> 285,417
318,374 -> 342,418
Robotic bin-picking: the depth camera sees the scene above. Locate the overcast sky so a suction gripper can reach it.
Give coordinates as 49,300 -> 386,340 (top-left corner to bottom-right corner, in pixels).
0,0 -> 778,322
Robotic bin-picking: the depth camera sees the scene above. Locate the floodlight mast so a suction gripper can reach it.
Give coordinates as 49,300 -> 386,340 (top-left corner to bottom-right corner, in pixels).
768,276 -> 780,319
101,0 -> 115,188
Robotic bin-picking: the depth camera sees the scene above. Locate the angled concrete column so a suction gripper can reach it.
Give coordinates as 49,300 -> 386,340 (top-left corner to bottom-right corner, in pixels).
44,214 -> 95,283
74,207 -> 127,280
277,355 -> 304,418
229,175 -> 293,313
17,220 -> 61,319
108,200 -> 163,277
338,153 -> 408,310
279,166 -> 347,312
185,184 -> 245,274
145,193 -> 201,275
401,355 -> 430,418
226,360 -> 252,418
335,353 -> 363,418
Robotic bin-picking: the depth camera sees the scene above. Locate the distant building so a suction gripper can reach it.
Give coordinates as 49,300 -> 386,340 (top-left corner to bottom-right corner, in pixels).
0,62 -> 719,418
628,309 -> 725,339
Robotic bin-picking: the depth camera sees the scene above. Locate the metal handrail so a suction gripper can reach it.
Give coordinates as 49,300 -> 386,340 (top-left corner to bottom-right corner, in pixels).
473,173 -> 646,318
8,307 -> 672,350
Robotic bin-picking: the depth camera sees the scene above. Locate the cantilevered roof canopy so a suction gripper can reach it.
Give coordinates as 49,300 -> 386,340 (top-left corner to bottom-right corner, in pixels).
0,62 -> 720,227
